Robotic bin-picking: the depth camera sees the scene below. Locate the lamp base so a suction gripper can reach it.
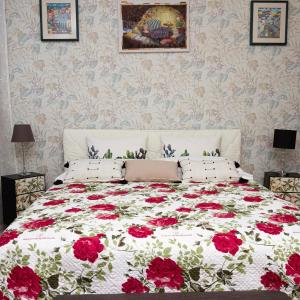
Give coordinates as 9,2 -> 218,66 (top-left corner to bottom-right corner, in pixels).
279,170 -> 286,177
18,171 -> 32,176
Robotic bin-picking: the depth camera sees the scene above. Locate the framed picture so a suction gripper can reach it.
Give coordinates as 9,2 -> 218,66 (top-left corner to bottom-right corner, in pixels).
250,1 -> 288,46
40,0 -> 79,41
119,0 -> 189,53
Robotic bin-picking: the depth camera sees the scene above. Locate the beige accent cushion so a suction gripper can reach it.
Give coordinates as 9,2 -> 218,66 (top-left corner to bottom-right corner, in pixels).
125,160 -> 181,182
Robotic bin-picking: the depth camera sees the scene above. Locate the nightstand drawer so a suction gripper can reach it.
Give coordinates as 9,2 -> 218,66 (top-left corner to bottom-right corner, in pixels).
2,172 -> 45,226
270,177 -> 300,193
15,176 -> 45,195
16,191 -> 44,211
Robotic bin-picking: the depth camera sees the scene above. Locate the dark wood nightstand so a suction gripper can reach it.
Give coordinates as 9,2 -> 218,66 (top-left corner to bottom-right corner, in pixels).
264,172 -> 300,206
1,172 -> 45,226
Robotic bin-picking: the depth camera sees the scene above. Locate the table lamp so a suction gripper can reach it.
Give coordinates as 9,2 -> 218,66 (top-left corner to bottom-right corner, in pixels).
11,124 -> 35,175
273,129 -> 297,177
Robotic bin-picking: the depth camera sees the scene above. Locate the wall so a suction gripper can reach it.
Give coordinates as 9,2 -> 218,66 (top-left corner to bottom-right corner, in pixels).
0,0 -> 16,226
5,0 -> 300,186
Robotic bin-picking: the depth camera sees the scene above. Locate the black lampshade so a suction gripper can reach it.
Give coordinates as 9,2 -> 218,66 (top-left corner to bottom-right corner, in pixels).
11,124 -> 35,143
273,129 -> 297,149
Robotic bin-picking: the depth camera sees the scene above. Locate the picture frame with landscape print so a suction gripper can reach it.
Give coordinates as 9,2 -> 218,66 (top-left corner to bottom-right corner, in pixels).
250,1 -> 288,45
40,0 -> 79,41
119,0 -> 189,53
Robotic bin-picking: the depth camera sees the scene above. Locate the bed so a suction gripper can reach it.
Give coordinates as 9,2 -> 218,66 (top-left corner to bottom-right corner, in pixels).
0,129 -> 299,300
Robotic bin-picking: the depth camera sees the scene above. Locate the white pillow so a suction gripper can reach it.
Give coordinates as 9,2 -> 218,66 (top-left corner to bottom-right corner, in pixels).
63,159 -> 124,182
180,157 -> 239,182
161,136 -> 221,158
87,136 -> 147,159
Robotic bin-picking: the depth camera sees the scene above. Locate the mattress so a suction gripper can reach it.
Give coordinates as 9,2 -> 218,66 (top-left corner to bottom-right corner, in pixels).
0,180 -> 299,300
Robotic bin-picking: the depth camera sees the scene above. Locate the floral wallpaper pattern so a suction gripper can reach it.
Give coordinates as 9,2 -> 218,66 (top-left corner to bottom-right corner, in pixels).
4,0 -> 300,187
0,0 -> 16,225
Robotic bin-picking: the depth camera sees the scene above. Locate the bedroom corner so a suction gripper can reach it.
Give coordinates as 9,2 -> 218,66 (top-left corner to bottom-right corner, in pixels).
0,0 -> 16,230
0,0 -> 299,299
2,0 -> 300,188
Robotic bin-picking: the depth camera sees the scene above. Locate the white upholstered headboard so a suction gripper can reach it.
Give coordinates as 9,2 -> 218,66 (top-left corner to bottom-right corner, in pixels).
63,129 -> 241,163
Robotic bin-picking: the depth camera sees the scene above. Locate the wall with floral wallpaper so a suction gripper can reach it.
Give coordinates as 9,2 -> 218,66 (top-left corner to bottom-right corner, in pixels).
0,1 -> 16,225
5,0 -> 300,186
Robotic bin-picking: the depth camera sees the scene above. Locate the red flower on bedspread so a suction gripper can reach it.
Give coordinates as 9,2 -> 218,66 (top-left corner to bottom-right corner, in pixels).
107,190 -> 129,196
149,183 -> 170,189
243,196 -> 263,202
256,222 -> 283,235
65,208 -> 83,213
48,187 -> 63,191
87,194 -> 106,200
213,212 -> 236,218
70,189 -> 86,193
73,236 -> 104,263
0,291 -> 8,300
22,218 -> 55,230
146,257 -> 184,289
122,277 -> 149,294
148,217 -> 178,227
0,230 -> 19,247
176,207 -> 192,213
212,230 -> 242,256
286,253 -> 300,284
7,266 -> 42,300
183,193 -> 199,199
67,183 -> 86,189
158,189 -> 176,193
261,271 -> 286,290
196,203 -> 223,210
198,190 -> 219,195
145,196 -> 167,204
269,214 -> 298,224
282,205 -> 299,211
96,213 -> 119,220
89,204 -> 117,211
43,199 -> 66,206
133,185 -> 145,189
128,225 -> 153,238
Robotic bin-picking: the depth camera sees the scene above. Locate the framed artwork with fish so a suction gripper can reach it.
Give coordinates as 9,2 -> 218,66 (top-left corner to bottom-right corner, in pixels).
250,1 -> 288,45
119,0 -> 189,52
40,0 -> 79,41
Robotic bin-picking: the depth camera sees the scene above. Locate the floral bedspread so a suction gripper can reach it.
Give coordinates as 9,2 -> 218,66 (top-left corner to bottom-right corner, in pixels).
0,180 -> 300,300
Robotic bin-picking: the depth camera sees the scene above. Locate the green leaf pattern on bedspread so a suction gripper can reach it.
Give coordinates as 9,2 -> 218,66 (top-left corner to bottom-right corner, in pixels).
0,181 -> 299,299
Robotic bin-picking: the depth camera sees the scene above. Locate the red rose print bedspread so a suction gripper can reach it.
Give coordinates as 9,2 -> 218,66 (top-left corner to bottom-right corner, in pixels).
0,180 -> 300,299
